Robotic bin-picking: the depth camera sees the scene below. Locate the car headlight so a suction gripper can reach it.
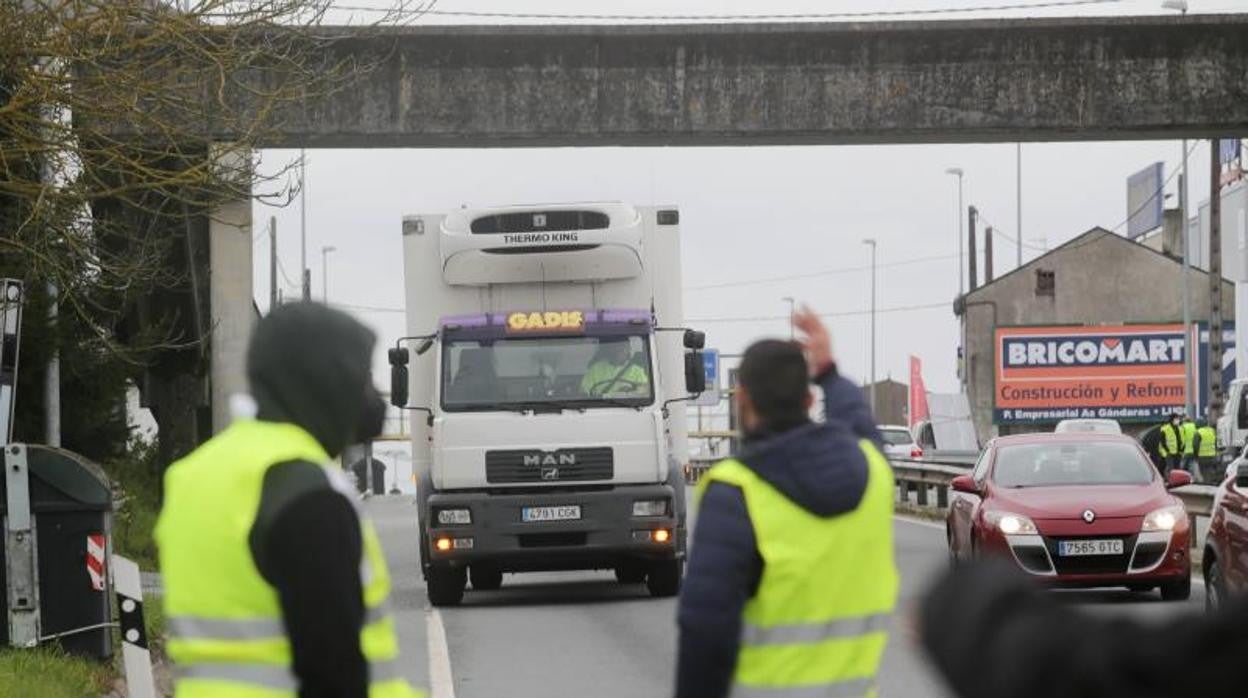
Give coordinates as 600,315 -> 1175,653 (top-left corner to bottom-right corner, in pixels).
632,499 -> 669,517
1141,505 -> 1185,532
985,511 -> 1038,535
436,508 -> 472,525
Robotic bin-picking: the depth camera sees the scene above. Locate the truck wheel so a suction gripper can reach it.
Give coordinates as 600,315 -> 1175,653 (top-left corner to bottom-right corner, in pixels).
427,565 -> 466,606
646,559 -> 682,598
470,565 -> 503,591
1160,574 -> 1192,602
615,563 -> 646,584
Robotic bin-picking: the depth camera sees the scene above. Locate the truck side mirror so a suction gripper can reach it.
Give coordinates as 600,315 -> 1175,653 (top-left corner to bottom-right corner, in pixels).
683,330 -> 705,350
415,336 -> 435,356
388,347 -> 409,408
685,351 -> 706,394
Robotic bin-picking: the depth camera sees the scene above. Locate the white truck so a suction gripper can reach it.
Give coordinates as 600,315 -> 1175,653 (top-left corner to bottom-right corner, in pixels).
1217,378 -> 1248,459
388,203 -> 705,606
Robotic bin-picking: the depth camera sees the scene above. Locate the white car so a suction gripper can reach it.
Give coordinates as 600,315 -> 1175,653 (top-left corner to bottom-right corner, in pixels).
878,424 -> 921,459
1054,418 -> 1122,435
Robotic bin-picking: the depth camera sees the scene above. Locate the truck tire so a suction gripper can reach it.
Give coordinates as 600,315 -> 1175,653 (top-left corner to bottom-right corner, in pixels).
646,559 -> 682,598
470,565 -> 503,591
427,565 -> 466,606
1160,574 -> 1192,602
615,562 -> 647,584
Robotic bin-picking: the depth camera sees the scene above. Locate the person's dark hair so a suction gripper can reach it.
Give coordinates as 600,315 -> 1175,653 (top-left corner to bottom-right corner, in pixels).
738,339 -> 810,430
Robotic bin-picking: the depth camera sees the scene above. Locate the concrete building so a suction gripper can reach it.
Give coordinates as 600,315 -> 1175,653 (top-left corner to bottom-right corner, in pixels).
958,227 -> 1236,440
864,379 -> 908,427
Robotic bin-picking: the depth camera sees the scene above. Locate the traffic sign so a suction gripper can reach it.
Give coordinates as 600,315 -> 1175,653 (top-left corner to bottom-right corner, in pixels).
693,349 -> 721,407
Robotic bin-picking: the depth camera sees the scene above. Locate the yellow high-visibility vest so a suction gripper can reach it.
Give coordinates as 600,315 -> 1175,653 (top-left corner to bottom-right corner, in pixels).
1160,423 -> 1179,457
155,420 -> 423,698
698,439 -> 899,697
1197,426 -> 1218,458
1180,421 -> 1198,456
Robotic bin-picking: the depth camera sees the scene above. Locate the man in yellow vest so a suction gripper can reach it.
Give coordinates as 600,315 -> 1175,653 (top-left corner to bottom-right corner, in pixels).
155,303 -> 424,698
1158,413 -> 1182,474
676,305 -> 898,698
1193,418 -> 1219,483
1180,414 -> 1198,474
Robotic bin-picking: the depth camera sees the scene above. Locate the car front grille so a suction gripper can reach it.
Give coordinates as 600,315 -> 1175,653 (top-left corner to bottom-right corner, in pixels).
1044,534 -> 1137,575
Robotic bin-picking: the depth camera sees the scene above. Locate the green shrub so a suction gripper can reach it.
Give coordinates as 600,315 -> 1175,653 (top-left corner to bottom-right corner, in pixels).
108,437 -> 162,570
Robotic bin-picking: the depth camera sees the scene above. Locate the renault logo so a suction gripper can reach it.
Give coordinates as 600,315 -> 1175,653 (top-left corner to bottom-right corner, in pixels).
1082,509 -> 1096,524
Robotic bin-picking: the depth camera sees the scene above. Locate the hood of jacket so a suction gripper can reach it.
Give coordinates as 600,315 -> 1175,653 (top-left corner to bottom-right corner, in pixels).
738,421 -> 870,517
247,303 -> 376,458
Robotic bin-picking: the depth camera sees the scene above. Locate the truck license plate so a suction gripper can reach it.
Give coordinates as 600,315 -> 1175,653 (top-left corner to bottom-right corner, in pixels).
522,505 -> 582,523
1057,539 -> 1123,557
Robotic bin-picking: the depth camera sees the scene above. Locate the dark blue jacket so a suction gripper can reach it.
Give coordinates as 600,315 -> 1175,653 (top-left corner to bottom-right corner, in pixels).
675,367 -> 882,698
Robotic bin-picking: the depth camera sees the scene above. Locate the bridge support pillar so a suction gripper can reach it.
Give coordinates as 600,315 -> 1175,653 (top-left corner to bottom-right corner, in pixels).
208,146 -> 254,434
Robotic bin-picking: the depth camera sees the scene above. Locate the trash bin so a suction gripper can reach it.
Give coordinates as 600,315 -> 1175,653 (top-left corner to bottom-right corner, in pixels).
2,444 -> 113,659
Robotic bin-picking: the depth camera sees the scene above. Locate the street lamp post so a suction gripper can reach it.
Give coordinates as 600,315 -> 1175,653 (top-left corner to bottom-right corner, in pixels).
782,297 -> 796,340
863,239 -> 878,416
944,167 -> 965,296
300,149 -> 310,301
321,245 -> 337,303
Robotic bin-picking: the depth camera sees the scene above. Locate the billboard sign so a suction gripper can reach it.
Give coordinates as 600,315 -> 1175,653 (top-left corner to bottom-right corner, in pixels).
1126,162 -> 1165,239
692,349 -> 721,407
994,324 -> 1186,425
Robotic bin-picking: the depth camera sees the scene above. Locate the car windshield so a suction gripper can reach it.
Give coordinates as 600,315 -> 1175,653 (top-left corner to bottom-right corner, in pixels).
992,441 -> 1154,488
880,429 -> 912,446
442,334 -> 654,411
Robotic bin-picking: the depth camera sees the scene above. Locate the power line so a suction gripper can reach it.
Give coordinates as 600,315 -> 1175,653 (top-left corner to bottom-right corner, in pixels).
689,301 -> 947,323
685,253 -> 956,292
332,0 -> 1125,22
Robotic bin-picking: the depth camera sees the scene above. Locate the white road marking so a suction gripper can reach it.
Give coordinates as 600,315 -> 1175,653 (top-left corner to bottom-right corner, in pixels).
426,606 -> 456,698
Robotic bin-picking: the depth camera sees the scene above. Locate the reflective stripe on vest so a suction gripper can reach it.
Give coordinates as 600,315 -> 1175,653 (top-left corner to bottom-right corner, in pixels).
729,677 -> 876,698
699,438 -> 899,694
156,420 -> 423,698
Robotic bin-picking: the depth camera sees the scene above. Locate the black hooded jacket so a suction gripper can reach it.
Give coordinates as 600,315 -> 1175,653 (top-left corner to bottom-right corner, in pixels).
245,303 -> 381,698
675,366 -> 883,698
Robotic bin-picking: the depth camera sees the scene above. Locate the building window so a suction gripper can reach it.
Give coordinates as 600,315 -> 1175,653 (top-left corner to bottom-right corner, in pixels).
1036,269 -> 1055,297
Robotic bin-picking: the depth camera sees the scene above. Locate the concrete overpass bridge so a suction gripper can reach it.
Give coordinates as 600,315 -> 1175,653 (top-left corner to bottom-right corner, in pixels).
149,13 -> 1248,442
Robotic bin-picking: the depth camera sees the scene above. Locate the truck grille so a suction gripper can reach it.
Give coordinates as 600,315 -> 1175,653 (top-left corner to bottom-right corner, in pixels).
485,448 -> 614,484
471,210 -> 609,234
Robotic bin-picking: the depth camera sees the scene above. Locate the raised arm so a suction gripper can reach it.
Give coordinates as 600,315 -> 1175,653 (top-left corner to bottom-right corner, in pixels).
792,305 -> 883,446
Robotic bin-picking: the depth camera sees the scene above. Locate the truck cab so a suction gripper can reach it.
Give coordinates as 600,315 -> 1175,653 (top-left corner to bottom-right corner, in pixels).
390,203 -> 700,606
1217,379 -> 1248,460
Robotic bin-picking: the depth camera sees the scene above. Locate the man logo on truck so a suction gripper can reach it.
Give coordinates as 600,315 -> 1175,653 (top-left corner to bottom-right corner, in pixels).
524,452 -> 579,467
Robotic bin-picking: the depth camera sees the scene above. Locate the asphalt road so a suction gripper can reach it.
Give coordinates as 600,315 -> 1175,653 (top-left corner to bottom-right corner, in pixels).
365,494 -> 1205,698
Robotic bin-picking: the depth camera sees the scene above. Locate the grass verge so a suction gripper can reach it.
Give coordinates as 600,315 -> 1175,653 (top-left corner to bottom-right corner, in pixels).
108,438 -> 162,570
0,647 -> 113,698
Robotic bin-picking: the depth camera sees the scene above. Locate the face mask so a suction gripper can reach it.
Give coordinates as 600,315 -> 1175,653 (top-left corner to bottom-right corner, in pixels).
355,388 -> 387,443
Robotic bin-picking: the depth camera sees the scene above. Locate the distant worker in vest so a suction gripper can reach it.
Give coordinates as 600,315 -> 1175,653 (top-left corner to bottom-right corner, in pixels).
1193,417 -> 1220,483
676,305 -> 897,698
1180,413 -> 1198,474
155,303 -> 424,698
1158,412 -> 1183,474
582,338 -> 649,397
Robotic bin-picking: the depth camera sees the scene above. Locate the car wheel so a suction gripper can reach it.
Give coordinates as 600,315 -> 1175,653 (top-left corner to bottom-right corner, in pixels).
427,565 -> 466,607
1205,559 -> 1224,612
469,565 -> 503,591
947,529 -> 960,568
615,562 -> 647,584
646,559 -> 683,598
1160,574 -> 1192,602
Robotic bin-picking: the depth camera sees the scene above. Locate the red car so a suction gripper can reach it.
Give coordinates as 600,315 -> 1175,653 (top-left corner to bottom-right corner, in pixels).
947,432 -> 1194,600
1202,451 -> 1248,610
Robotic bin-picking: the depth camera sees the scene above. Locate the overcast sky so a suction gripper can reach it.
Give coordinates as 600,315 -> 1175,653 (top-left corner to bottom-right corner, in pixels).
251,0 -> 1240,399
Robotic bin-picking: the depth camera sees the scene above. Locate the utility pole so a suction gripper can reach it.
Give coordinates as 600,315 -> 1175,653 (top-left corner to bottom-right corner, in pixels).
945,168 -> 965,297
322,246 -> 337,303
1016,143 -> 1023,268
968,206 -> 979,291
1209,139 -> 1225,421
1180,149 -> 1193,417
300,149 -> 310,301
862,239 -> 878,416
269,216 -> 278,311
985,227 -> 995,283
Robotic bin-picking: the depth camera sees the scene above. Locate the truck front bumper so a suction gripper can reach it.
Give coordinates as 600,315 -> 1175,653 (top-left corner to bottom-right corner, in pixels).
423,483 -> 685,573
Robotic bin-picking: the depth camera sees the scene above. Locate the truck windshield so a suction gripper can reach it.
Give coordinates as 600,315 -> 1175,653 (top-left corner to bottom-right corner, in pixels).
442,334 -> 654,411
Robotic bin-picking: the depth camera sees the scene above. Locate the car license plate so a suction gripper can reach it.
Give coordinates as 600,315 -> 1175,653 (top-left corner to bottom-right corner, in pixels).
1057,539 -> 1124,557
521,505 -> 581,522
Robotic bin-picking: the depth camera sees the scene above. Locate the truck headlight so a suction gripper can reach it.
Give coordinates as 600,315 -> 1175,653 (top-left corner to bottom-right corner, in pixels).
632,499 -> 669,517
436,508 -> 472,525
1141,505 -> 1185,532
